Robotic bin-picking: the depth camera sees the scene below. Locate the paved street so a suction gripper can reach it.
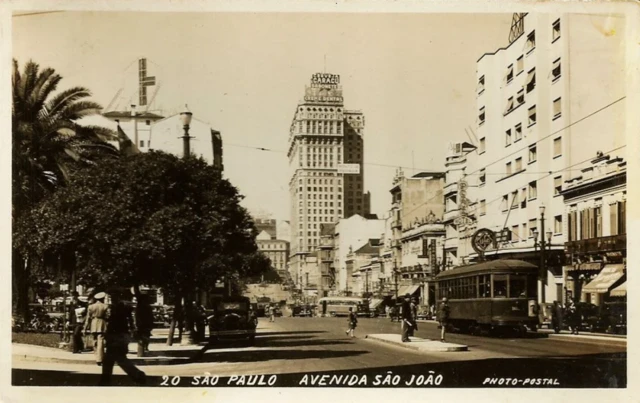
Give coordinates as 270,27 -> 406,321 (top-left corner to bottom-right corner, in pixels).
13,317 -> 626,387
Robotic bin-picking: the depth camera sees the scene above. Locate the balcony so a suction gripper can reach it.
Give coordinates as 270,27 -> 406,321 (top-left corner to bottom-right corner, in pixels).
444,182 -> 458,197
443,209 -> 460,223
565,234 -> 626,255
391,219 -> 402,229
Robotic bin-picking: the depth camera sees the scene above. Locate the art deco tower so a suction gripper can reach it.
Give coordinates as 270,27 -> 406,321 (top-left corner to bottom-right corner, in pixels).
287,73 -> 371,289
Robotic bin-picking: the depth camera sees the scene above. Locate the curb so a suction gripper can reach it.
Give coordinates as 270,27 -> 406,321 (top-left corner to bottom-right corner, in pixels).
547,333 -> 627,346
365,334 -> 468,352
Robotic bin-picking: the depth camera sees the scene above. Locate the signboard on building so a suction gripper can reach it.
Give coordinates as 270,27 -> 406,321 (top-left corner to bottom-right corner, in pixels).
471,228 -> 496,255
337,163 -> 360,174
311,73 -> 340,86
429,239 -> 437,270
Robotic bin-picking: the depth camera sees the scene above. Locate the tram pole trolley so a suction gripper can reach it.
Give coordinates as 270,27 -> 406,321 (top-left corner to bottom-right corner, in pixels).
434,259 -> 540,336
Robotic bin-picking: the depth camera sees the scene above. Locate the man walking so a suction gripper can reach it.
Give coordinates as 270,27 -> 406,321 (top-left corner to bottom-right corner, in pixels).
437,297 -> 450,342
345,307 -> 357,338
84,292 -> 108,365
69,292 -> 87,354
409,297 -> 419,337
99,290 -> 146,386
400,294 -> 413,342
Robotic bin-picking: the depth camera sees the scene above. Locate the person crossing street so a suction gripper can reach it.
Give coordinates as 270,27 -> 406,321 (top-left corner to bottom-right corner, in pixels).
345,307 -> 358,338
99,290 -> 146,386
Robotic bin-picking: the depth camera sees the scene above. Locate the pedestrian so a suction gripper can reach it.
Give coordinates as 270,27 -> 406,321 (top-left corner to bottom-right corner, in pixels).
437,297 -> 450,342
551,301 -> 561,334
409,297 -> 419,337
99,290 -> 147,386
345,307 -> 357,338
69,291 -> 88,354
134,294 -> 154,354
400,294 -> 413,342
269,305 -> 276,323
567,298 -> 579,335
84,292 -> 108,366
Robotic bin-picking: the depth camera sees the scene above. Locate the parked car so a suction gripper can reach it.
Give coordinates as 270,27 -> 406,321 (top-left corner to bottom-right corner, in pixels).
293,304 -> 314,317
586,301 -> 627,334
207,296 -> 257,345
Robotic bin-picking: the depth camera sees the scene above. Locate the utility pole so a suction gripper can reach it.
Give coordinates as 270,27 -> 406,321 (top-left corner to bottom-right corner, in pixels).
539,207 -> 547,304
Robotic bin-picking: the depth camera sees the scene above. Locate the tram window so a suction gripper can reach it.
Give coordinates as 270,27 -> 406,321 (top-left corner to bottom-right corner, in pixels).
527,275 -> 537,298
480,275 -> 491,298
493,275 -> 508,298
510,276 -> 527,298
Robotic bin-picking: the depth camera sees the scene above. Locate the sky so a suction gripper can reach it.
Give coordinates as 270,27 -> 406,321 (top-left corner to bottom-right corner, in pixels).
12,11 -> 514,220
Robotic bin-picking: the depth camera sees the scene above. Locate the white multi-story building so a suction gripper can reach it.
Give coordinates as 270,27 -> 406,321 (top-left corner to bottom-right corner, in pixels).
444,13 -> 626,303
333,214 -> 385,294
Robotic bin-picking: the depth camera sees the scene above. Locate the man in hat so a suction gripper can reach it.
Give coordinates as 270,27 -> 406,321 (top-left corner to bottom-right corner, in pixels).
437,297 -> 450,342
400,293 -> 413,342
69,291 -> 88,353
408,297 -> 419,337
84,292 -> 108,365
99,290 -> 146,386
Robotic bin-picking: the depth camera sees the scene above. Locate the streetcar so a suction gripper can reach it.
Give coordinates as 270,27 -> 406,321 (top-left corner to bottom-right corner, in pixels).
317,297 -> 370,317
434,259 -> 539,336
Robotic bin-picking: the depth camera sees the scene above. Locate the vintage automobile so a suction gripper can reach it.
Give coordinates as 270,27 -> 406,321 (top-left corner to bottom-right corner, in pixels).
292,304 -> 314,317
586,301 -> 627,334
208,296 -> 257,345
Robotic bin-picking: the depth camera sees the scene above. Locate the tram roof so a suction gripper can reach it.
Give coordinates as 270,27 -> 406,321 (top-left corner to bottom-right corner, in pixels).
435,259 -> 537,279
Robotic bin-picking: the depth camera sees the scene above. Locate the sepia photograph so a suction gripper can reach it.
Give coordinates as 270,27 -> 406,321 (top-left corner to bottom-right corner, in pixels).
3,0 -> 637,398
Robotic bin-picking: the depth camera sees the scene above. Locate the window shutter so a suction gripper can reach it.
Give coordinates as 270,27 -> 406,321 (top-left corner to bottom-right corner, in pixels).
567,212 -> 573,242
610,203 -> 618,236
572,211 -> 578,241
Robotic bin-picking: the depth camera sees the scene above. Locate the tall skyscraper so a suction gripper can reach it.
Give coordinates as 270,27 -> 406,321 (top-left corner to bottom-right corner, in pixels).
287,73 -> 371,291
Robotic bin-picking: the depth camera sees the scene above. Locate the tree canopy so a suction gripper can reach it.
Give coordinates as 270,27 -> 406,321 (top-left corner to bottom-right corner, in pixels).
15,151 -> 270,297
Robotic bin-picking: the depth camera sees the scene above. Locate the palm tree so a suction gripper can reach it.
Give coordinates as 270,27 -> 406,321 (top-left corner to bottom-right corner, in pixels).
12,59 -> 119,320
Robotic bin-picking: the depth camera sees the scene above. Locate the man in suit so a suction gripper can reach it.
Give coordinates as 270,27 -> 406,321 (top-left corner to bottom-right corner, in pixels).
99,290 -> 146,386
69,292 -> 88,353
400,294 -> 413,342
84,292 -> 108,365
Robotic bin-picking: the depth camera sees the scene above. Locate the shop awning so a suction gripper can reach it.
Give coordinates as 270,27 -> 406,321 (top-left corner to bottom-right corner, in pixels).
369,299 -> 383,310
610,282 -> 626,297
397,284 -> 420,297
582,264 -> 625,294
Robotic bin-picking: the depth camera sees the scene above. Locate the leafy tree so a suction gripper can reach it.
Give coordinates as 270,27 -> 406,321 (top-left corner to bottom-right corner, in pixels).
15,151 -> 270,318
12,59 -> 118,320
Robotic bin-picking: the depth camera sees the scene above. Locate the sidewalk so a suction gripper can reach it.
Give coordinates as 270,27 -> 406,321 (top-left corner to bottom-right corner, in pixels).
365,334 -> 468,352
416,319 -> 626,344
12,329 -> 202,366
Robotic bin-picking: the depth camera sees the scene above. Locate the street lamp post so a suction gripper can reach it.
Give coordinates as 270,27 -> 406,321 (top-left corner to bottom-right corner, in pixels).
179,106 -> 196,346
533,204 -> 553,304
179,105 -> 193,158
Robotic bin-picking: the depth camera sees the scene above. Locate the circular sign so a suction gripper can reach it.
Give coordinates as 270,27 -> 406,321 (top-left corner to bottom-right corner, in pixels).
471,228 -> 496,254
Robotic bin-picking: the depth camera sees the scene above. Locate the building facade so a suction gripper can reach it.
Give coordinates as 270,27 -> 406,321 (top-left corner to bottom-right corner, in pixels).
388,170 -> 446,305
256,230 -> 290,277
443,13 -> 626,303
333,214 -> 385,295
561,152 -> 626,306
287,73 -> 372,293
